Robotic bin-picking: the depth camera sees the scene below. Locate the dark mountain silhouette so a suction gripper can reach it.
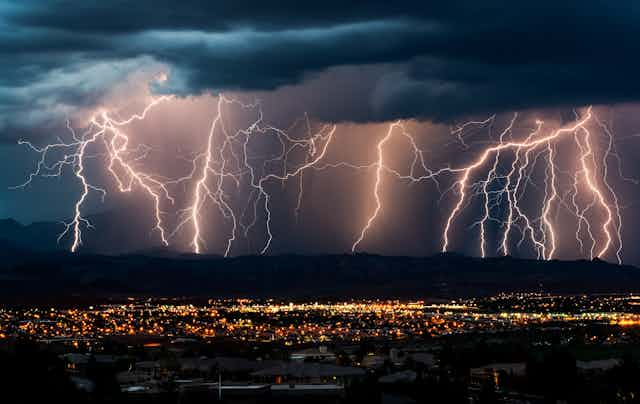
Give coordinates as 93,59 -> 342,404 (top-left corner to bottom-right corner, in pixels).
0,218 -> 66,252
0,210 -> 167,255
1,241 -> 639,303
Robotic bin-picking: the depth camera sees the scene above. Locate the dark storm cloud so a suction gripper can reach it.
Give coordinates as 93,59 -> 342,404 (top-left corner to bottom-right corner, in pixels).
2,0 -> 640,137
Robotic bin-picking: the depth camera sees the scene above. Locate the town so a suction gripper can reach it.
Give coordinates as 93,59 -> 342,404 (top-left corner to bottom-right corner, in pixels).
2,293 -> 640,402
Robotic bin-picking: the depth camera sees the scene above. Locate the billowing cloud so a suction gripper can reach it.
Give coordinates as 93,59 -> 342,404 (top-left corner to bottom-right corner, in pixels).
2,0 -> 640,139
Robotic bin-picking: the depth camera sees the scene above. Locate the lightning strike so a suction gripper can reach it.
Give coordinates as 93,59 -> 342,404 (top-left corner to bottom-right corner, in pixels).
351,122 -> 398,252
441,107 -> 624,263
15,89 -> 628,264
15,96 -> 173,251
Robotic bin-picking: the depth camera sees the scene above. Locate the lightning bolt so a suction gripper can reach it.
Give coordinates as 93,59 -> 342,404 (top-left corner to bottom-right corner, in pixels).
169,95 -> 338,256
441,107 -> 623,263
351,121 -> 444,252
475,113 -> 518,258
351,122 -> 398,252
14,86 -> 628,264
15,96 -> 173,251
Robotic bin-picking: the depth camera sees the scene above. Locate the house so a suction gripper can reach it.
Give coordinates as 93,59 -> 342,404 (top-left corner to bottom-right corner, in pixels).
576,359 -> 621,374
70,376 -> 95,393
116,370 -> 156,392
410,352 -> 436,369
251,362 -> 365,386
59,353 -> 90,374
360,353 -> 387,369
178,356 -> 216,377
379,370 -> 418,384
389,348 -> 405,365
290,346 -> 337,363
270,383 -> 345,401
134,360 -> 160,377
470,362 -> 526,388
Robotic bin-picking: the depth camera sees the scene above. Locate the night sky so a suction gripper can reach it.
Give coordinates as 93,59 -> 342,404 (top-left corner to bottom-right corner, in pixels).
2,2 -> 640,263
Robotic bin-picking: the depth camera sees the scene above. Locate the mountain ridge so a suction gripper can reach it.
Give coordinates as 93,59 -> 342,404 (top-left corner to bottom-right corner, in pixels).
0,210 -> 169,254
1,239 -> 639,303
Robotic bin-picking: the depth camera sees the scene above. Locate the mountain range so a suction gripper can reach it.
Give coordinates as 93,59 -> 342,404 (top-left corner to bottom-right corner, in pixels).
0,211 -> 168,255
1,227 -> 639,303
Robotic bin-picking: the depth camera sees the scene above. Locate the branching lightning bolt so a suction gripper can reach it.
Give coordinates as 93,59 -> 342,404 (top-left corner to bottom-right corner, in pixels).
15,96 -> 173,252
15,89 -> 630,264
